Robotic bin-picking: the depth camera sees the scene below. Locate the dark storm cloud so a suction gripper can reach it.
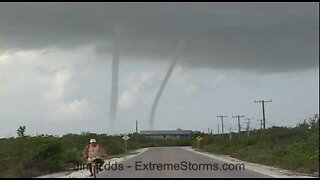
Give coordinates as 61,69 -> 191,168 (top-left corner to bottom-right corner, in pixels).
0,2 -> 318,73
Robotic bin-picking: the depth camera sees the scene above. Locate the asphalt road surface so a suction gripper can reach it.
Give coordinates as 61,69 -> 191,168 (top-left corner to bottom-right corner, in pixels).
96,147 -> 272,178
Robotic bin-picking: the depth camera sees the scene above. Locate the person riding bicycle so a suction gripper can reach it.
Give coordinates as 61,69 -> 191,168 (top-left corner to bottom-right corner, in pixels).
83,139 -> 107,176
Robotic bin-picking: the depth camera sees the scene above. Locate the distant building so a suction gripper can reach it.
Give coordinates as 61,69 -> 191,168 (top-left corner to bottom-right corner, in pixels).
140,128 -> 194,139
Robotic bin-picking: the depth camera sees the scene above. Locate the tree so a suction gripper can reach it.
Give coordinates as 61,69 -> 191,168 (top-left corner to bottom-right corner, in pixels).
17,126 -> 26,137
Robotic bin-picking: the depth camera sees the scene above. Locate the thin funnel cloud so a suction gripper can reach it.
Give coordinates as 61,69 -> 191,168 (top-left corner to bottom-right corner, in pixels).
109,26 -> 121,125
149,39 -> 187,129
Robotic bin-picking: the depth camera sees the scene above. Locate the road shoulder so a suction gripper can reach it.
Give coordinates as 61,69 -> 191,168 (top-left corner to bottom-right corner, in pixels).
182,146 -> 317,178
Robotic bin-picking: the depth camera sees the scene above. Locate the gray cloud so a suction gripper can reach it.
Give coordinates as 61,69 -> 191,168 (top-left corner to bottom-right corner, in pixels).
0,2 -> 318,73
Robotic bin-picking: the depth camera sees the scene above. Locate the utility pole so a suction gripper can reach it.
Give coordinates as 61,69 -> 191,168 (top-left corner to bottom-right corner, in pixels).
218,124 -> 220,135
229,124 -> 232,140
210,128 -> 212,135
257,119 -> 263,130
136,120 -> 138,134
254,100 -> 272,130
245,118 -> 251,137
232,115 -> 245,133
217,115 -> 228,135
135,120 -> 138,144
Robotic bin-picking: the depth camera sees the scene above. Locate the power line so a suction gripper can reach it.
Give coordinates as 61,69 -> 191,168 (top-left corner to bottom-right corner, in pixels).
254,100 -> 272,130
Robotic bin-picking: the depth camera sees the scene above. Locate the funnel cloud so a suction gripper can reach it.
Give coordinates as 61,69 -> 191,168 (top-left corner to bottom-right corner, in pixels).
109,26 -> 122,124
149,39 -> 187,129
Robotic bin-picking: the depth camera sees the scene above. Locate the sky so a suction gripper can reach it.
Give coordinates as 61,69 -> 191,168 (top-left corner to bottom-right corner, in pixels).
0,2 -> 319,137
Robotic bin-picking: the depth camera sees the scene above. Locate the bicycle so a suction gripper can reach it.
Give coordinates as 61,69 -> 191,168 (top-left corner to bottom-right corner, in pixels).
89,156 -> 105,178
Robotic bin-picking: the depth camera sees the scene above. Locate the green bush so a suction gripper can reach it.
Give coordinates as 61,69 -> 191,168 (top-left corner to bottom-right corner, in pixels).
0,132 -> 193,177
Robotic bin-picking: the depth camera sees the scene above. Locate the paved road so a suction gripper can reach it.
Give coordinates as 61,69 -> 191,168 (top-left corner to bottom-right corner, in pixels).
96,147 -> 272,178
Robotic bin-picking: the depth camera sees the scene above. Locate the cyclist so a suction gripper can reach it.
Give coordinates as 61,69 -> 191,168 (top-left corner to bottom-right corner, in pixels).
83,139 -> 107,176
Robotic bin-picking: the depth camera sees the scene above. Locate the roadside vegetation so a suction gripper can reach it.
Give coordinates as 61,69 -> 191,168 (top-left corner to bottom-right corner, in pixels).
0,114 -> 318,177
193,114 -> 319,176
0,131 -> 192,177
